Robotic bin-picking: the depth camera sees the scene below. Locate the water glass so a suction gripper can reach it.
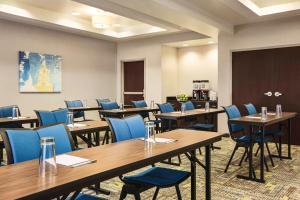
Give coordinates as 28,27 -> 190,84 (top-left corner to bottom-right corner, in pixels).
67,111 -> 74,126
261,107 -> 267,120
83,99 -> 88,107
181,103 -> 186,114
205,102 -> 210,111
276,104 -> 282,116
145,121 -> 155,142
150,100 -> 155,108
121,104 -> 124,110
12,106 -> 19,119
39,137 -> 57,177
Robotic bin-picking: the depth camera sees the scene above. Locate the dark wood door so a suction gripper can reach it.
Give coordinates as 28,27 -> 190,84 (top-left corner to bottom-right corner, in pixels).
232,46 -> 300,145
123,61 -> 144,106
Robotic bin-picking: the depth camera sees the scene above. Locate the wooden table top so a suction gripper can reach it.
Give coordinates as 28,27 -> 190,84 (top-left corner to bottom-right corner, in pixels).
67,120 -> 108,134
67,106 -> 102,112
98,107 -> 159,115
0,129 -> 224,200
0,116 -> 38,125
229,112 -> 297,126
155,108 -> 224,120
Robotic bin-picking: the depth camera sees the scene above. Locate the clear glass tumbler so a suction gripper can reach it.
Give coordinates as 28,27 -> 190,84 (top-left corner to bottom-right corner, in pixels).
12,106 -> 19,119
276,104 -> 282,116
261,107 -> 268,120
205,102 -> 210,111
150,100 -> 155,108
145,121 -> 155,142
39,137 -> 57,177
67,111 -> 74,126
83,99 -> 88,107
181,103 -> 186,114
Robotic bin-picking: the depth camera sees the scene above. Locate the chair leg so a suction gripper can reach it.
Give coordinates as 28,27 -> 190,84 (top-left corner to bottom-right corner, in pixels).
152,187 -> 160,200
264,156 -> 270,172
119,186 -> 127,200
239,148 -> 247,166
198,148 -> 202,155
72,135 -> 79,148
266,142 -> 275,167
133,192 -> 141,200
224,144 -> 238,173
255,145 -> 260,157
177,155 -> 182,164
175,185 -> 182,200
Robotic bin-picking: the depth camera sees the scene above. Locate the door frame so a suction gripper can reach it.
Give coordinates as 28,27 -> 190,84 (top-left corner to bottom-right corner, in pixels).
121,58 -> 146,104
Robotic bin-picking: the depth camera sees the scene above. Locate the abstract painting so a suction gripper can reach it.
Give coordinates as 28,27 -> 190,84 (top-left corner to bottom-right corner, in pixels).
19,51 -> 62,93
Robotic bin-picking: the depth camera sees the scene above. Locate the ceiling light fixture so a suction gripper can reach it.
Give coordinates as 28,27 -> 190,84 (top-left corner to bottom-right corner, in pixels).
183,44 -> 189,47
113,23 -> 121,27
72,12 -> 81,16
92,15 -> 110,29
208,41 -> 214,44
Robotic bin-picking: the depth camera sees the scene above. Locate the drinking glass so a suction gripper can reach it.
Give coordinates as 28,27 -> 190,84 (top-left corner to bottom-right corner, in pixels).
121,104 -> 124,110
181,103 -> 186,114
145,121 -> 155,142
67,111 -> 74,126
261,107 -> 267,120
276,104 -> 282,116
150,100 -> 155,108
83,99 -> 88,107
205,102 -> 210,111
39,137 -> 57,177
12,106 -> 19,119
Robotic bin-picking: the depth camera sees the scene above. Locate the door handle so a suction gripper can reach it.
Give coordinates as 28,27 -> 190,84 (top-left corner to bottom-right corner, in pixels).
264,91 -> 272,97
274,92 -> 282,97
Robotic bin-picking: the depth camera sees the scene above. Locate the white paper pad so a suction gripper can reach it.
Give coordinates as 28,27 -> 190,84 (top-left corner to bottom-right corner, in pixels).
172,111 -> 181,114
67,123 -> 87,128
7,116 -> 27,119
140,137 -> 177,144
268,113 -> 276,116
56,154 -> 96,167
245,116 -> 262,119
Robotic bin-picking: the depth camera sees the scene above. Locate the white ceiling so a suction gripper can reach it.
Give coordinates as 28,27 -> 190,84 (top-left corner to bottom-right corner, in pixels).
0,0 -> 300,41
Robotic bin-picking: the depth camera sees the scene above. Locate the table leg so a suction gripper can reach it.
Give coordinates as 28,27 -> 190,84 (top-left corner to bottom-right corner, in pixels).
168,120 -> 172,131
248,125 -> 253,179
260,126 -> 265,183
190,149 -> 196,200
205,145 -> 211,200
95,131 -> 100,146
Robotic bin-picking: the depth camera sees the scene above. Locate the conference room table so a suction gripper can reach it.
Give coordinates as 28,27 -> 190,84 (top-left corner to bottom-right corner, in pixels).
230,112 -> 297,183
67,120 -> 109,147
155,108 -> 224,131
98,107 -> 159,118
0,116 -> 38,127
67,106 -> 102,112
0,129 -> 224,200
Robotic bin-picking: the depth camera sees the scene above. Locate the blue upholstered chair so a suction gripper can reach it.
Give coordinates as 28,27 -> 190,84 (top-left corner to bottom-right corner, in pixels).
223,105 -> 274,173
0,105 -> 22,128
65,100 -> 86,120
1,124 -> 100,200
96,98 -> 111,105
132,100 -> 161,133
35,109 -> 68,126
157,103 -> 175,113
99,102 -> 120,110
157,103 -> 176,132
244,103 -> 283,157
106,115 -> 190,200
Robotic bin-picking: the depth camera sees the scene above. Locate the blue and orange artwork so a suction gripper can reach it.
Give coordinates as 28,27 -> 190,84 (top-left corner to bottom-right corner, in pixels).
19,51 -> 62,92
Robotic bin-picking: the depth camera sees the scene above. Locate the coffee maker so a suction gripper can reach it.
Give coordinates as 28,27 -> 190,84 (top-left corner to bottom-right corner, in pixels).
192,80 -> 210,101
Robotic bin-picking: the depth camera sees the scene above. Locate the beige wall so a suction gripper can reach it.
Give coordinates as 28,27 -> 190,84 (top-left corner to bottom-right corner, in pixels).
0,19 -> 117,119
218,16 -> 300,133
177,45 -> 218,95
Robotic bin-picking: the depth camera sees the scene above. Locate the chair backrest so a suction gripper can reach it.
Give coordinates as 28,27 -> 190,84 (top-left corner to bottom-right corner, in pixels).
244,103 -> 257,115
223,105 -> 244,134
0,105 -> 22,128
100,102 -> 120,110
2,124 -> 75,164
106,115 -> 146,142
35,109 -> 68,126
132,100 -> 149,119
65,100 -> 85,119
182,101 -> 195,111
157,103 -> 174,113
96,98 -> 111,106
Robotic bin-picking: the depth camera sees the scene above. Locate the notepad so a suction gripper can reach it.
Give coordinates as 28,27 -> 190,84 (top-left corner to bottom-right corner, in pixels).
7,116 -> 27,119
245,116 -> 261,119
140,137 -> 177,144
268,113 -> 276,116
67,123 -> 86,128
56,154 -> 96,167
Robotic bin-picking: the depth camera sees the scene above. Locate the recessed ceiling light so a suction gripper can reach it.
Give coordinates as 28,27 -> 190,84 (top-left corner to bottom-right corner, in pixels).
72,12 -> 81,16
113,23 -> 121,27
208,41 -> 214,44
183,44 -> 189,47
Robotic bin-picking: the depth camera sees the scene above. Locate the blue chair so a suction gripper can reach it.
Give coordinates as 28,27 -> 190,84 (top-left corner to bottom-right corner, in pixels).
244,103 -> 283,157
65,100 -> 86,120
223,105 -> 274,173
1,124 -> 100,200
35,109 -> 68,126
99,102 -> 120,110
157,103 -> 176,131
0,105 -> 22,128
132,100 -> 161,133
106,115 -> 190,200
96,98 -> 111,105
157,103 -> 174,113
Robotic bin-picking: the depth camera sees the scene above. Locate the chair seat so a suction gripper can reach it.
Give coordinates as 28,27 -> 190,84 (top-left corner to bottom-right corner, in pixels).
236,135 -> 272,143
191,123 -> 214,130
257,130 -> 284,137
123,167 -> 190,187
68,193 -> 100,200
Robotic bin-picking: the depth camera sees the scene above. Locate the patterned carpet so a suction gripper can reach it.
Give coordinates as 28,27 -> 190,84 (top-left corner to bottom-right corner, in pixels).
84,137 -> 300,200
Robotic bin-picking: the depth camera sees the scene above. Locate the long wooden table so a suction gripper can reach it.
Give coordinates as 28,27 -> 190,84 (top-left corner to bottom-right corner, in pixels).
0,116 -> 38,127
155,108 -> 224,131
0,129 -> 224,200
98,107 -> 159,118
229,112 -> 297,183
68,120 -> 109,147
67,106 -> 102,112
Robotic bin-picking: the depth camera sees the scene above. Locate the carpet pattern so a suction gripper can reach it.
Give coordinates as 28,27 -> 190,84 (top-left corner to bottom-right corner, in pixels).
85,137 -> 300,200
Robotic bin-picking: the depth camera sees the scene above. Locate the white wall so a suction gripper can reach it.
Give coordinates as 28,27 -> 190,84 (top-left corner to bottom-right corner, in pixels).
0,19 -> 117,119
161,46 -> 178,101
177,44 -> 218,95
218,16 -> 300,133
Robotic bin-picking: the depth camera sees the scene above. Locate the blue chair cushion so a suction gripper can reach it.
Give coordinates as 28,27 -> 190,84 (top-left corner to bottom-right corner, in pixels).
37,111 -> 57,126
6,129 -> 40,163
123,167 -> 190,187
0,106 -> 13,118
37,124 -> 72,155
158,103 -> 174,113
53,109 -> 68,124
65,100 -> 84,119
245,103 -> 257,115
108,118 -> 132,142
235,135 -> 272,143
96,99 -> 110,106
223,105 -> 244,133
191,123 -> 214,130
101,102 -> 120,110
257,129 -> 285,137
125,115 -> 146,139
183,101 -> 195,111
132,100 -> 147,108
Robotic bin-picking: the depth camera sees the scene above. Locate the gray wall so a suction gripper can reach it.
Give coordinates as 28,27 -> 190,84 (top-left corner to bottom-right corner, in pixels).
0,19 -> 117,118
